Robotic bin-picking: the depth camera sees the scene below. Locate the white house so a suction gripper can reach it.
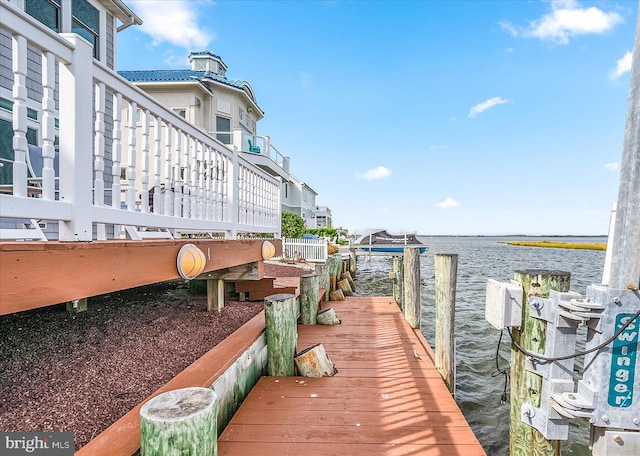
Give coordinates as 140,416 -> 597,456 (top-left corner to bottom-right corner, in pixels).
314,205 -> 332,228
0,1 -> 281,241
119,51 -> 328,227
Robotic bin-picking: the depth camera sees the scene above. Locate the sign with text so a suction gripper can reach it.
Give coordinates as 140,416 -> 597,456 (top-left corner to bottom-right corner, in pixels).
1,432 -> 73,455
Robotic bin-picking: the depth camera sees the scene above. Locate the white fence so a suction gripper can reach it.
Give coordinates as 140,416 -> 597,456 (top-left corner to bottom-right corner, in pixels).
282,237 -> 328,262
0,3 -> 281,241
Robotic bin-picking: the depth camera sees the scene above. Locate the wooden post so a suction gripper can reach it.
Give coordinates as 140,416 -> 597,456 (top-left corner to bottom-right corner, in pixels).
434,254 -> 458,395
349,248 -> 357,278
264,293 -> 297,376
393,256 -> 404,310
300,274 -> 319,325
207,279 -> 224,312
510,269 -> 570,456
329,253 -> 342,293
315,262 -> 330,301
403,247 -> 421,329
140,387 -> 217,456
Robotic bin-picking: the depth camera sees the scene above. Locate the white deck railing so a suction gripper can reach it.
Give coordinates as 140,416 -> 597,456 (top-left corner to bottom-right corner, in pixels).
0,2 -> 281,241
282,237 -> 328,262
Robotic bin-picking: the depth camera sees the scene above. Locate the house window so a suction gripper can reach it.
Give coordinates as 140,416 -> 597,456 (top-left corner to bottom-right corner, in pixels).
72,0 -> 100,59
25,0 -> 100,59
284,183 -> 288,198
25,0 -> 61,32
216,116 -> 231,144
0,118 -> 38,185
173,108 -> 187,119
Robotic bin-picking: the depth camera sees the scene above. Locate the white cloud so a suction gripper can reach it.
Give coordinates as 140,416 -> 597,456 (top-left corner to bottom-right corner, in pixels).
130,1 -> 214,50
610,51 -> 633,80
500,0 -> 623,45
605,162 -> 620,171
359,166 -> 391,180
436,197 -> 460,209
468,97 -> 510,118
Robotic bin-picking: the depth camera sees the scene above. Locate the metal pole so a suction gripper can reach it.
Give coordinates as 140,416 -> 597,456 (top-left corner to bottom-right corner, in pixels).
609,1 -> 640,291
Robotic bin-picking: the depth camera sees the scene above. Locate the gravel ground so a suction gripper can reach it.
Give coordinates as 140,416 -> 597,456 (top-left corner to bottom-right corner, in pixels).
0,261 -> 311,450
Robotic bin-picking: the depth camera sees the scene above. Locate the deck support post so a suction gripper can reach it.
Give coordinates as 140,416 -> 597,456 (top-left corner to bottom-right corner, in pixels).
393,256 -> 404,310
510,269 -> 570,455
403,247 -> 421,329
66,297 -> 88,313
140,387 -> 217,456
264,293 -> 297,376
315,262 -> 330,301
207,279 -> 224,312
434,254 -> 458,395
300,274 -> 319,325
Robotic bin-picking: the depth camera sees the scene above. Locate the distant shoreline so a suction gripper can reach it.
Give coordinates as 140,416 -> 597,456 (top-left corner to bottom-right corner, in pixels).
499,240 -> 607,251
418,234 -> 607,238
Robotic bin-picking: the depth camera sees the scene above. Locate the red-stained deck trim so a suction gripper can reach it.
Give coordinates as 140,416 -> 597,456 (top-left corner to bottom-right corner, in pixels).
218,296 -> 487,456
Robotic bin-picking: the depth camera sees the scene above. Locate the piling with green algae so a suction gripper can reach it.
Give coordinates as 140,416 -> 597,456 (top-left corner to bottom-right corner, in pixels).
300,274 -> 319,325
510,269 -> 570,455
140,387 -> 217,456
264,293 -> 297,376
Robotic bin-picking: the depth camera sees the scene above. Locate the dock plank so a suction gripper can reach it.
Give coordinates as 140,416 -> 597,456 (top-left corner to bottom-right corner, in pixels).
218,295 -> 486,455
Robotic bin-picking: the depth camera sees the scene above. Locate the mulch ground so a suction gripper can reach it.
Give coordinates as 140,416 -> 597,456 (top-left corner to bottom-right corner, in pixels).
0,261 -> 314,450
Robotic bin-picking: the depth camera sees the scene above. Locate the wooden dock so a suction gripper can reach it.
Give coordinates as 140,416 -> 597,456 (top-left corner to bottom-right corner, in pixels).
218,295 -> 486,455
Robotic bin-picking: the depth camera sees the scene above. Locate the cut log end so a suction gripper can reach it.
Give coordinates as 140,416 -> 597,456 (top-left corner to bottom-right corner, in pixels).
329,289 -> 346,301
294,343 -> 338,378
317,307 -> 341,325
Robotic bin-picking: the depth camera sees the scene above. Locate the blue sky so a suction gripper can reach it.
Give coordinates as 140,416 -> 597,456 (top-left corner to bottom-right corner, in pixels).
117,0 -> 638,236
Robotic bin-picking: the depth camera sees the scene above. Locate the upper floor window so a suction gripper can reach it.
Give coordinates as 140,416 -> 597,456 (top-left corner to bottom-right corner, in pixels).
25,0 -> 100,59
25,0 -> 61,32
72,0 -> 100,59
216,116 -> 231,144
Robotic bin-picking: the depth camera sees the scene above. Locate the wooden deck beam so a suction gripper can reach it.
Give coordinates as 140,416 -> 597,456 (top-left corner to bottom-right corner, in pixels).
0,239 -> 281,315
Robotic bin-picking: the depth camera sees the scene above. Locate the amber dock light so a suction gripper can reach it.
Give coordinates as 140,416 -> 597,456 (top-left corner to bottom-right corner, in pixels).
177,244 -> 207,280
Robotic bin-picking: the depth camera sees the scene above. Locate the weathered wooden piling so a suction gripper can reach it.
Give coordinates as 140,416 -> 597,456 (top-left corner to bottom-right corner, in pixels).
328,254 -> 340,294
315,262 -> 330,301
393,256 -> 404,310
300,274 -> 319,325
403,247 -> 421,329
349,248 -> 357,278
264,293 -> 297,376
140,387 -> 217,456
510,270 -> 570,456
434,254 -> 458,395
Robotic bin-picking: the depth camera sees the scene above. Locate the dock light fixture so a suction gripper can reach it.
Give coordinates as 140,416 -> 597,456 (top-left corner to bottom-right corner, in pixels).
177,244 -> 207,280
262,241 -> 276,260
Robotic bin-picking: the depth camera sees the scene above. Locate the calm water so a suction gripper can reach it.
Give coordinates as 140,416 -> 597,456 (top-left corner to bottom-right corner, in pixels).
353,236 -> 607,456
